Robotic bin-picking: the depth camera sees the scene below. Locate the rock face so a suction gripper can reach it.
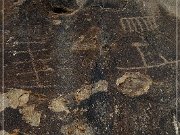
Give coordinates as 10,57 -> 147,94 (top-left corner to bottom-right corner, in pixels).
1,0 -> 180,134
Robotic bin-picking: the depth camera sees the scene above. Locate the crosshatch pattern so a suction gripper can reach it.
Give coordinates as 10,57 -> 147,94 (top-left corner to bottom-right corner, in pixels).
3,24 -> 56,88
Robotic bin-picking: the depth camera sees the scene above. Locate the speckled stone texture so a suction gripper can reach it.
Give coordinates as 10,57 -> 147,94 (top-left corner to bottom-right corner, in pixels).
0,0 -> 180,135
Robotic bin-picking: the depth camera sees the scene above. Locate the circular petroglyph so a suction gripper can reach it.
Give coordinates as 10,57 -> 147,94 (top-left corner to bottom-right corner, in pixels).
116,72 -> 152,97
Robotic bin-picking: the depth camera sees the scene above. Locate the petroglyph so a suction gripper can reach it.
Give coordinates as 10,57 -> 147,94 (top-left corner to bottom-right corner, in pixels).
120,16 -> 158,34
116,72 -> 152,97
116,60 -> 180,70
135,0 -> 160,16
158,0 -> 180,18
159,54 -> 169,63
132,42 -> 148,68
3,0 -> 179,134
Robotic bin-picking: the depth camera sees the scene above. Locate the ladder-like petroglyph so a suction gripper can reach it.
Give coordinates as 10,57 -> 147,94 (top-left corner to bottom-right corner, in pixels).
120,16 -> 158,34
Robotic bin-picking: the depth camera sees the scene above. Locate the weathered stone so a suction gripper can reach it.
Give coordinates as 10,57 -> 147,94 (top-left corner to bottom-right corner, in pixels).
19,105 -> 41,127
48,96 -> 70,113
61,120 -> 95,135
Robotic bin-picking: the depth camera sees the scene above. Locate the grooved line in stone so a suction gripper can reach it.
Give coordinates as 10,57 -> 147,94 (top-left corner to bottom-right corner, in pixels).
27,43 -> 41,86
12,58 -> 52,65
117,60 -> 180,70
159,54 -> 169,63
132,43 -> 148,68
6,84 -> 61,89
120,16 -> 158,33
7,49 -> 48,55
16,68 -> 54,76
94,0 -> 122,5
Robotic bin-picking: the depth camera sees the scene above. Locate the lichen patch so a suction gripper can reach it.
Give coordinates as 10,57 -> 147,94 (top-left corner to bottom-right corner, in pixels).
74,85 -> 92,103
116,72 -> 152,97
48,97 -> 70,113
61,120 -> 95,135
74,80 -> 108,103
0,89 -> 31,112
92,80 -> 108,93
6,89 -> 31,109
19,105 -> 41,127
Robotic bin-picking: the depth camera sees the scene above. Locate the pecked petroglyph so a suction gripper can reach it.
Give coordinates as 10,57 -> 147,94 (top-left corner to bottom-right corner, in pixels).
158,0 -> 180,18
120,16 -> 158,34
116,72 -> 152,97
3,0 -> 179,134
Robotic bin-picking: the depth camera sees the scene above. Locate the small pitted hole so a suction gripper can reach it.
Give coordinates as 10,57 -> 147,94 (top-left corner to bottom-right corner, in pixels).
52,7 -> 70,14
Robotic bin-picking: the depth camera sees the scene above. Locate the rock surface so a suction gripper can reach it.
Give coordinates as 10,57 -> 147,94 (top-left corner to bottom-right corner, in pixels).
0,0 -> 180,134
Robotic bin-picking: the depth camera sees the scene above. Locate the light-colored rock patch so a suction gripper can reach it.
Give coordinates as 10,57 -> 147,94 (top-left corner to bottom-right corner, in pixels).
0,93 -> 9,112
48,97 -> 70,113
19,105 -> 41,127
61,120 -> 94,135
74,80 -> 108,103
0,130 -> 10,135
0,89 -> 31,112
5,89 -> 31,109
14,0 -> 27,6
